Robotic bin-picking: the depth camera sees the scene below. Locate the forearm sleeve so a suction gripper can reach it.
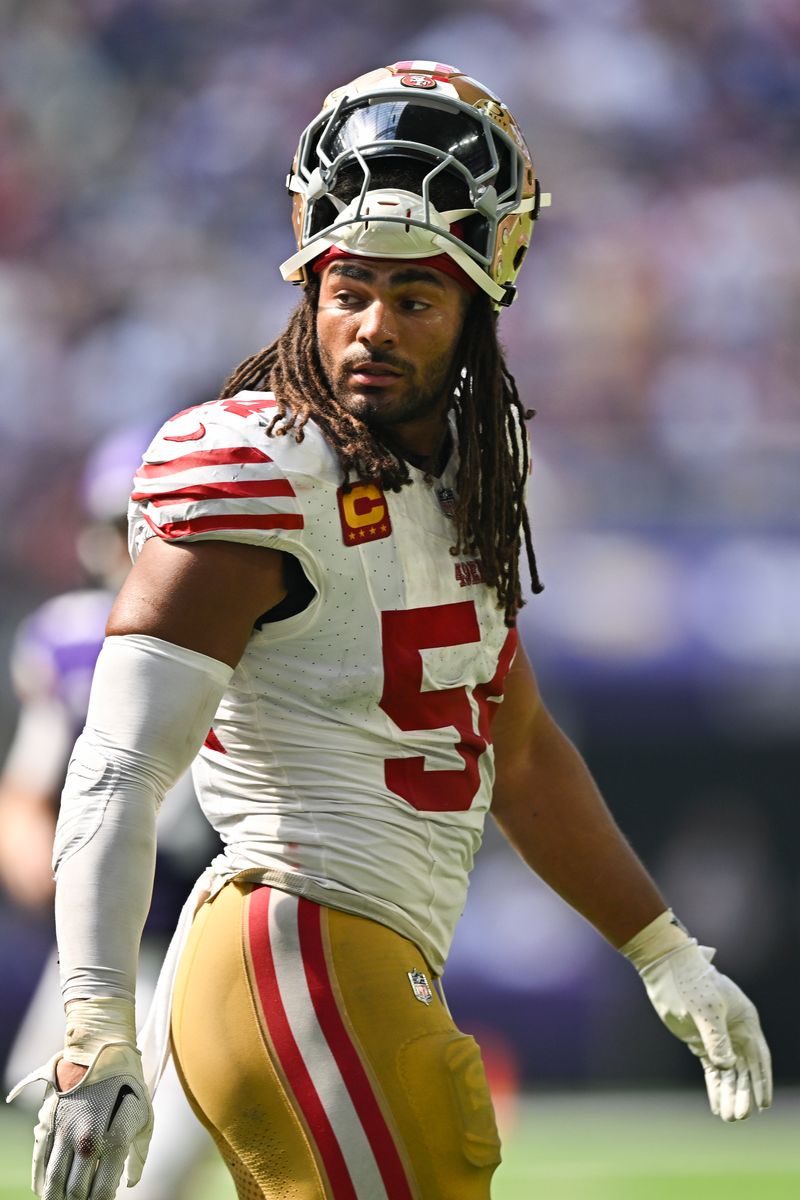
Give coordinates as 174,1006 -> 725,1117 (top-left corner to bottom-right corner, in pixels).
54,634 -> 232,1005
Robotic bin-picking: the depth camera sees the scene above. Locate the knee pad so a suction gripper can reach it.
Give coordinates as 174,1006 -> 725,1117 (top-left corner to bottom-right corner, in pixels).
398,1031 -> 501,1171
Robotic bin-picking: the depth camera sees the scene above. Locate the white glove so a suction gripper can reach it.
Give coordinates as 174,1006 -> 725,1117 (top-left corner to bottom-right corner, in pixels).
622,911 -> 772,1122
6,998 -> 154,1199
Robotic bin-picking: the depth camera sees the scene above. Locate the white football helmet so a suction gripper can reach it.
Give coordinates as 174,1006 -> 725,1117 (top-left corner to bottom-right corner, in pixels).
280,60 -> 550,308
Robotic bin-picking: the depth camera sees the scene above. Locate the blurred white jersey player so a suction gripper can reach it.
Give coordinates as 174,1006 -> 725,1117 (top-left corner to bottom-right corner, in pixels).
0,426 -> 221,1199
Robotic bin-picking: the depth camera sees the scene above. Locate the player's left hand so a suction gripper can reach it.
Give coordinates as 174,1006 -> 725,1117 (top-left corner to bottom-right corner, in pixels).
639,942 -> 772,1121
7,1041 -> 153,1198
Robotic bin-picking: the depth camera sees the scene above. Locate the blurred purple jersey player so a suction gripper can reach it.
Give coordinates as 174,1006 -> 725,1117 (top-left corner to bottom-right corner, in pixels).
0,426 -> 220,1200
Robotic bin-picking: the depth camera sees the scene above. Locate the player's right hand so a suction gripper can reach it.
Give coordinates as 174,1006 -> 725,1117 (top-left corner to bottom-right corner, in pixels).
7,1042 -> 153,1199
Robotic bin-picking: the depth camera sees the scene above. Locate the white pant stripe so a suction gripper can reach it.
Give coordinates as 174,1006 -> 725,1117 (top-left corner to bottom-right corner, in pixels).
268,891 -> 390,1200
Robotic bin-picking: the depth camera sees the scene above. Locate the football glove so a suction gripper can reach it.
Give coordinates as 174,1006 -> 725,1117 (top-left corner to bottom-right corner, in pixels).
7,1040 -> 153,1199
622,910 -> 772,1122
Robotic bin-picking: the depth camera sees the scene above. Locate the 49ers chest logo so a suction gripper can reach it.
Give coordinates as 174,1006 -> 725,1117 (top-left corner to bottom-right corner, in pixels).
337,483 -> 392,545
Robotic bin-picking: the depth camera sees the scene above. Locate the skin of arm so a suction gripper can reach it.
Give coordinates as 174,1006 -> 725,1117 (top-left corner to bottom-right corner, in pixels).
105,537 -> 290,667
56,535 -> 289,1092
0,776 -> 58,908
0,697 -> 74,909
490,642 -> 667,949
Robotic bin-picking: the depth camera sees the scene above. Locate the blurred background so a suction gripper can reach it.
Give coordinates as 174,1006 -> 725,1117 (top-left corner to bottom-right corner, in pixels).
1,0 -> 799,1193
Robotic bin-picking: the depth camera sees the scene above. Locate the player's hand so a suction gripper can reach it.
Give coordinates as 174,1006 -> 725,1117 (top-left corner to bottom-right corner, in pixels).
7,1041 -> 153,1198
639,942 -> 772,1122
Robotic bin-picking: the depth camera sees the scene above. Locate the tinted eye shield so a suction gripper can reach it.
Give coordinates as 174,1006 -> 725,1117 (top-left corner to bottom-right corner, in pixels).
291,89 -> 525,228
317,96 -> 510,192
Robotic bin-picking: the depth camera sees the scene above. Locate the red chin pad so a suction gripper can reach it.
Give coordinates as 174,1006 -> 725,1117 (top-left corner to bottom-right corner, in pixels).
312,244 -> 478,294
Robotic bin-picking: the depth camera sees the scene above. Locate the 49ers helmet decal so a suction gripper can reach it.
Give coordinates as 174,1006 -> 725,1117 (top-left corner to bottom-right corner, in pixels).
280,61 -> 550,309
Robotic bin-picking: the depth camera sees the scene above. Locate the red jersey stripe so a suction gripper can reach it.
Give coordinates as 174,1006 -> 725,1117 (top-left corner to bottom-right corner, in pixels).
137,446 -> 272,479
247,888 -> 358,1200
221,396 -> 280,417
297,899 -> 415,1200
150,512 -> 304,538
140,511 -> 302,538
163,423 -> 206,443
203,727 -> 227,754
130,479 -> 296,506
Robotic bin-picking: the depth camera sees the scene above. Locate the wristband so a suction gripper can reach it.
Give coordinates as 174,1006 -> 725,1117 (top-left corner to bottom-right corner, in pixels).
63,997 -> 137,1067
619,909 -> 693,972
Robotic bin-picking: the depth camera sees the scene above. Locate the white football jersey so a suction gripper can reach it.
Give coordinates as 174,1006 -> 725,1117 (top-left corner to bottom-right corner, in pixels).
129,392 -> 517,972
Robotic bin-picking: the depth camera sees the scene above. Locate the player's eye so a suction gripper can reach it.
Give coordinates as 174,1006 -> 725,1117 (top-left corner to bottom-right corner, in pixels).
399,297 -> 431,312
333,289 -> 362,306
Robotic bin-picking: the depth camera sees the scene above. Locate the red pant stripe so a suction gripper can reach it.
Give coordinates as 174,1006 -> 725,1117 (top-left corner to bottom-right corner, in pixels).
297,899 -> 415,1200
247,886 -> 358,1199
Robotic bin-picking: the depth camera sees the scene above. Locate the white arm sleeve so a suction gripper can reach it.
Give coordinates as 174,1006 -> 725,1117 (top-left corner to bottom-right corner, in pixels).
54,634 -> 232,1005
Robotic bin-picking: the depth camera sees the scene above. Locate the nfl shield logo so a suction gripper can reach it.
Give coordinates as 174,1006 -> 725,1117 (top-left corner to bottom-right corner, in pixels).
436,487 -> 456,518
408,970 -> 433,1005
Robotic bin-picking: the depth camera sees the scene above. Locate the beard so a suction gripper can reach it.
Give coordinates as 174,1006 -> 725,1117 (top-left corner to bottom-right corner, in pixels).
318,344 -> 456,430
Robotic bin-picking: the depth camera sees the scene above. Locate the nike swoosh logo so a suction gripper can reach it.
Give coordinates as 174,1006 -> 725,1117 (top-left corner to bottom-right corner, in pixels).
164,423 -> 206,442
106,1084 -> 136,1129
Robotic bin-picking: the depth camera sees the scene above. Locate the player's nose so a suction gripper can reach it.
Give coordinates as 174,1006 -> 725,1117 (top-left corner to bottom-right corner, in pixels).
356,299 -> 397,348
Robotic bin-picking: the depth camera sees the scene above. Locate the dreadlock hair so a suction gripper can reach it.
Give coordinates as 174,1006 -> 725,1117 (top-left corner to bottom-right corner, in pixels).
219,157 -> 543,625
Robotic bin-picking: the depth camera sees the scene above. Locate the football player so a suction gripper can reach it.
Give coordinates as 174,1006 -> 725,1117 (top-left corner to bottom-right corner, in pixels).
10,62 -> 771,1200
1,426 -> 219,1200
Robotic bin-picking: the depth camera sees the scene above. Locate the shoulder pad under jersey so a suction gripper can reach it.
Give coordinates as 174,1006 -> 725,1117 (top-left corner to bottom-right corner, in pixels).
128,393 -> 337,560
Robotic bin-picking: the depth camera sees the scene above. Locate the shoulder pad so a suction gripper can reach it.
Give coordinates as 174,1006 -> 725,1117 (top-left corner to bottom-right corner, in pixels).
130,395 -> 308,553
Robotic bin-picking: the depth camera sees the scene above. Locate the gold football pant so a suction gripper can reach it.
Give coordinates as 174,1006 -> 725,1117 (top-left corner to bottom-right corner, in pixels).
170,881 -> 501,1199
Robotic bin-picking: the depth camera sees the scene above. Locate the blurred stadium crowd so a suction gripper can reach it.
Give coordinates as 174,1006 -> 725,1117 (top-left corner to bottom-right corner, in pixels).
1,0 -> 798,1088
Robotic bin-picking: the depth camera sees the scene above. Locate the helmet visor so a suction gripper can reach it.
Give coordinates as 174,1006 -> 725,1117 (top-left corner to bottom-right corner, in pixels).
317,99 -> 513,194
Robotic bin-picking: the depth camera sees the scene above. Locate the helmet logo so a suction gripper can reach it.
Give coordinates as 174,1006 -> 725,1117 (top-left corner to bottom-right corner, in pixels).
400,73 -> 437,89
474,97 -> 511,131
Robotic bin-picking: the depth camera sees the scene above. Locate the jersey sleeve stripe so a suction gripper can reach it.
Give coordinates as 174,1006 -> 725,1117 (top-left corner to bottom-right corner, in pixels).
219,396 -> 280,416
130,479 -> 296,506
143,512 -> 304,539
137,446 -> 272,479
